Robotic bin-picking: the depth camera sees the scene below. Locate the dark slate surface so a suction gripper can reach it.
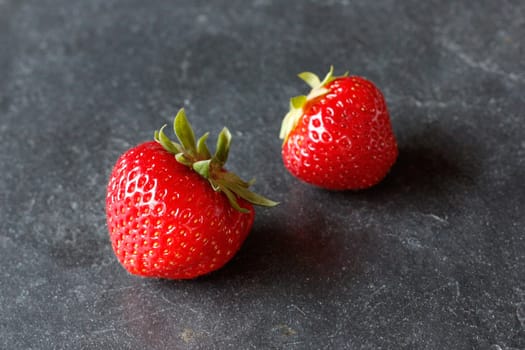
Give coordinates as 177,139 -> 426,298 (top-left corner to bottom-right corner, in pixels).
1,0 -> 524,349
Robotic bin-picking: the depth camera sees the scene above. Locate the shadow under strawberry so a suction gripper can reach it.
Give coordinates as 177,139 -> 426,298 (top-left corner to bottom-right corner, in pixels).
387,140 -> 477,194
331,122 -> 482,212
219,216 -> 343,281
188,183 -> 377,287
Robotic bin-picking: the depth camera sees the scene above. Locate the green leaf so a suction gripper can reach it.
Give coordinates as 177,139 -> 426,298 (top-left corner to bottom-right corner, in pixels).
303,66 -> 346,102
209,179 -> 221,191
279,105 -> 304,140
290,95 -> 307,109
214,127 -> 231,165
219,171 -> 252,189
215,172 -> 279,210
219,186 -> 250,213
192,159 -> 211,178
279,95 -> 308,141
320,65 -> 335,86
307,87 -> 330,101
175,153 -> 192,166
298,71 -> 321,88
197,132 -> 211,159
155,124 -> 181,154
227,182 -> 279,207
174,108 -> 197,155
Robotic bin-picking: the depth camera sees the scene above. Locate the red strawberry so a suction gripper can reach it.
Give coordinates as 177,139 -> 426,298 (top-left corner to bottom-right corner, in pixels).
280,66 -> 398,190
106,109 -> 277,279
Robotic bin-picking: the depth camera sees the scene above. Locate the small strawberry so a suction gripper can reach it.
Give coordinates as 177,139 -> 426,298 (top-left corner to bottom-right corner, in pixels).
106,109 -> 277,279
280,66 -> 398,190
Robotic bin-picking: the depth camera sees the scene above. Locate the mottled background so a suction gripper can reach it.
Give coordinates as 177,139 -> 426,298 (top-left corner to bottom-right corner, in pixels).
1,0 -> 524,349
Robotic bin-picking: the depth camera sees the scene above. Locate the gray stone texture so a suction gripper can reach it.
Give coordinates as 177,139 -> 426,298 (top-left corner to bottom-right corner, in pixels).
1,0 -> 524,349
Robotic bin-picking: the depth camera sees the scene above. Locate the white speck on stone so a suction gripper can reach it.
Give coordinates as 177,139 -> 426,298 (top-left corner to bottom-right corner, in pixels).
196,14 -> 208,23
517,302 -> 525,329
405,237 -> 423,250
424,213 -> 448,224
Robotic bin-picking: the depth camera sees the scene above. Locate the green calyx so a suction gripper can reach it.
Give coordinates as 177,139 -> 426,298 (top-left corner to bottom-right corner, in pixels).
154,108 -> 279,213
279,66 -> 349,142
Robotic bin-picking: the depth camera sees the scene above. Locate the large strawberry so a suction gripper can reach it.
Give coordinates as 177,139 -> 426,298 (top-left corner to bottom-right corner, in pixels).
106,109 -> 277,279
280,66 -> 398,190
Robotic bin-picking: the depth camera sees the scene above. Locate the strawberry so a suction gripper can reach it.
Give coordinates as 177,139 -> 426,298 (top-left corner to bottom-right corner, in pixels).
279,66 -> 398,190
106,109 -> 277,279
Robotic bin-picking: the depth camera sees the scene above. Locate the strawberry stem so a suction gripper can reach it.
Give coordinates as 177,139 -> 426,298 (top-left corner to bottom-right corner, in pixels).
155,108 -> 279,212
280,66 -> 349,142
